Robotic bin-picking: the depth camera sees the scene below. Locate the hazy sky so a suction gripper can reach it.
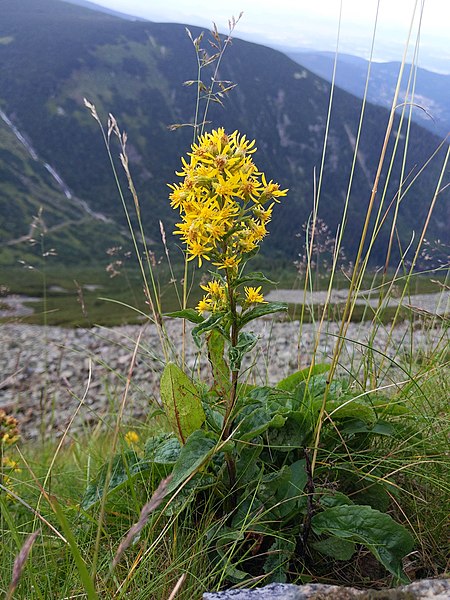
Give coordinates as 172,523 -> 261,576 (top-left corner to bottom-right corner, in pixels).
84,0 -> 450,72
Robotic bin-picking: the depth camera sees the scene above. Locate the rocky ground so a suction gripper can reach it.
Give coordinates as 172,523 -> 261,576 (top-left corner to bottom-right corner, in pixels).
1,293 -> 448,441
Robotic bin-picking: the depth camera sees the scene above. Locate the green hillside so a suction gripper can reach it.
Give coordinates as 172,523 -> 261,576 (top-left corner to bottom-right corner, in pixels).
0,0 -> 448,267
0,110 -> 127,266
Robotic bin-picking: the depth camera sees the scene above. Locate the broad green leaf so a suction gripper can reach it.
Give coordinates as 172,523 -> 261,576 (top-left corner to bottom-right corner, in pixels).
311,504 -> 414,581
339,419 -> 395,437
263,537 -> 296,582
372,397 -> 410,416
160,362 -> 206,444
232,271 -> 276,287
317,490 -> 354,509
312,397 -> 376,424
235,438 -> 263,485
342,473 -> 394,512
164,308 -> 204,323
239,302 -> 288,327
251,462 -> 308,522
203,404 -> 224,433
144,433 -> 181,464
278,460 -> 308,519
214,530 -> 248,581
207,329 -> 230,395
267,416 -> 311,451
166,429 -> 218,495
192,311 -> 227,347
236,405 -> 286,441
312,536 -> 356,561
244,385 -> 295,409
81,450 -> 147,510
277,363 -> 330,392
353,482 -> 391,513
229,331 -> 257,371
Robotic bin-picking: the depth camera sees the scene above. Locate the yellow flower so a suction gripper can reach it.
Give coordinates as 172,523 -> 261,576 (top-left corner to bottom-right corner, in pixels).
244,286 -> 266,304
125,431 -> 139,446
196,296 -> 213,314
200,280 -> 225,297
214,254 -> 241,271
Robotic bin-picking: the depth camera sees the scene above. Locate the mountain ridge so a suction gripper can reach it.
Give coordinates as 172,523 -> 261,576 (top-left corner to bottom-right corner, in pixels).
0,0 -> 448,268
286,50 -> 450,138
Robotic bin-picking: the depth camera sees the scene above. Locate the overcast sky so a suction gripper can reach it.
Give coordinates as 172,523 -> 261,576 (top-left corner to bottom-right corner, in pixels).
84,0 -> 450,72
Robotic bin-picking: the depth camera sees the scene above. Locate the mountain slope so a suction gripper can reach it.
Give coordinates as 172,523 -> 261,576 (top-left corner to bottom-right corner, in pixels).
287,50 -> 450,139
0,0 -> 448,267
0,108 -> 126,266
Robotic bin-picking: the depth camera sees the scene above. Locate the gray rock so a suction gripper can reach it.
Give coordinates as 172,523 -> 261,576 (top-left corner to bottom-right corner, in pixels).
203,579 -> 450,600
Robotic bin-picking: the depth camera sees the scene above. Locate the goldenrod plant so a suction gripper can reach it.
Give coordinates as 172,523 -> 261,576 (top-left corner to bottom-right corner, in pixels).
82,127 -> 418,586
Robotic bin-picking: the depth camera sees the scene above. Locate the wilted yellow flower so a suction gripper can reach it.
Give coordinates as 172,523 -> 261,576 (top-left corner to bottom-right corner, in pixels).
2,456 -> 21,472
0,410 -> 20,446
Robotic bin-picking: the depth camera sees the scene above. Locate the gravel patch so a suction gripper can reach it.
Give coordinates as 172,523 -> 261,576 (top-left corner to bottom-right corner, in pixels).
0,312 -> 448,441
266,289 -> 450,315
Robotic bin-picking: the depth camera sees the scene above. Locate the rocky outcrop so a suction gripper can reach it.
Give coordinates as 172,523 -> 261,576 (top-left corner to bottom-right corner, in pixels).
203,579 -> 450,599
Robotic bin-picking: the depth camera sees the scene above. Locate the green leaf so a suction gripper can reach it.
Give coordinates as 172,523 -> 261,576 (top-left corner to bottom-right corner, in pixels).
235,438 -> 263,485
192,311 -> 227,347
233,271 -> 276,287
267,416 -> 311,451
277,363 -> 330,391
203,404 -> 225,433
236,405 -> 286,441
166,429 -> 218,495
312,397 -> 376,425
278,460 -> 308,519
229,331 -> 257,371
239,302 -> 288,327
160,362 -> 206,444
372,396 -> 411,416
317,490 -> 354,509
207,329 -> 230,395
311,504 -> 414,582
312,537 -> 356,561
339,419 -> 395,437
144,434 -> 181,464
81,450 -> 146,510
263,537 -> 295,582
164,308 -> 204,323
214,530 -> 248,581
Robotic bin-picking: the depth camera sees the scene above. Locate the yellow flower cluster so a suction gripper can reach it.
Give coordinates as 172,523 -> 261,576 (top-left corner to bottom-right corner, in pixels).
196,279 -> 227,314
196,282 -> 267,314
169,128 -> 287,269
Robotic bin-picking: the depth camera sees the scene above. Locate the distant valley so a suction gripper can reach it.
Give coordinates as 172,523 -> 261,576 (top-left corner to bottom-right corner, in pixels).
0,0 -> 448,271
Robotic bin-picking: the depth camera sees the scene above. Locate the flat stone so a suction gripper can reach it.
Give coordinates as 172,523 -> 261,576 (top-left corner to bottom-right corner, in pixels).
203,579 -> 450,600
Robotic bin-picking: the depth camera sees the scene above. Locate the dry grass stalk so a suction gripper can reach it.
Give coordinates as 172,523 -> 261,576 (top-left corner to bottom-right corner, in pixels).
6,529 -> 40,600
112,475 -> 172,568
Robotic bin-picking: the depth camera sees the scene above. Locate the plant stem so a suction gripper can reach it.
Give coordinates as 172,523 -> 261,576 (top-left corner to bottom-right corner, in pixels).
221,268 -> 240,499
222,268 -> 239,440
